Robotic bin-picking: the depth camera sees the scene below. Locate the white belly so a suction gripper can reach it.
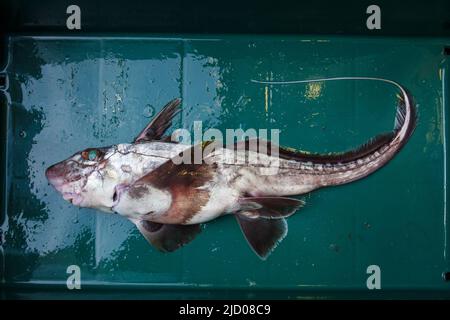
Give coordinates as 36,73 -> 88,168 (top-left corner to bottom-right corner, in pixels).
186,183 -> 239,224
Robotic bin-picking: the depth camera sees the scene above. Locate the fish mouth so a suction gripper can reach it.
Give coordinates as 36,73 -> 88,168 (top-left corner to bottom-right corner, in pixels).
46,164 -> 85,206
47,179 -> 83,206
62,192 -> 83,206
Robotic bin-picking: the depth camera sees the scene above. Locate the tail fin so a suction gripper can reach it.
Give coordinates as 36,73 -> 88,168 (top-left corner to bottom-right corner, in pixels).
252,77 -> 417,165
393,88 -> 417,148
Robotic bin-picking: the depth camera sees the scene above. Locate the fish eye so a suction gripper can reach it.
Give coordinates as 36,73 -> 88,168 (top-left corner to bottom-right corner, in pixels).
81,149 -> 101,161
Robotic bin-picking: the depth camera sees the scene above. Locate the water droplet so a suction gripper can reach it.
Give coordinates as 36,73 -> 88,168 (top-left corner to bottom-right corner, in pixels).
329,243 -> 340,252
143,104 -> 155,118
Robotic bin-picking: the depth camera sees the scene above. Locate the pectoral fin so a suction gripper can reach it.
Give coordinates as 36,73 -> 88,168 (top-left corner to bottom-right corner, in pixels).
236,214 -> 288,260
239,197 -> 304,219
131,219 -> 201,252
134,98 -> 181,143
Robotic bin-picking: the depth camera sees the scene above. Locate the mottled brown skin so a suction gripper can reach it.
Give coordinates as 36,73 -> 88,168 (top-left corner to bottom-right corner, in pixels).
128,145 -> 217,224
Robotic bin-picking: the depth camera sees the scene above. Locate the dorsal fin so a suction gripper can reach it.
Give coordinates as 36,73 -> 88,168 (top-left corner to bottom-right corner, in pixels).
277,132 -> 394,164
134,98 -> 181,143
227,134 -> 394,165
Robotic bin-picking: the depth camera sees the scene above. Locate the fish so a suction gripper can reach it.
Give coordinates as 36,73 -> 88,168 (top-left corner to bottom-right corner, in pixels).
46,77 -> 417,259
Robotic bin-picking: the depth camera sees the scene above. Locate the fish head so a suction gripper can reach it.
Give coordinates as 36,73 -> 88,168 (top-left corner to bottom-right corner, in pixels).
45,97 -> 185,214
45,146 -> 119,212
45,142 -> 181,213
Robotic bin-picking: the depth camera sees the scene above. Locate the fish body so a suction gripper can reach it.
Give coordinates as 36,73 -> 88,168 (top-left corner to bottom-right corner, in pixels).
46,78 -> 417,259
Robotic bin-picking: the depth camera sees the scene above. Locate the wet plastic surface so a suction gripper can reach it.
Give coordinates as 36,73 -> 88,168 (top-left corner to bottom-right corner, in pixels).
1,35 -> 450,299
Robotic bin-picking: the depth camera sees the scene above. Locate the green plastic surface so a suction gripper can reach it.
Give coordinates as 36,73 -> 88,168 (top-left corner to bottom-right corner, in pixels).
1,35 -> 450,299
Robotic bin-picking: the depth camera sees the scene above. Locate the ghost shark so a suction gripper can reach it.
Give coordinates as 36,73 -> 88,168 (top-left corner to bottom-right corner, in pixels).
45,77 -> 416,259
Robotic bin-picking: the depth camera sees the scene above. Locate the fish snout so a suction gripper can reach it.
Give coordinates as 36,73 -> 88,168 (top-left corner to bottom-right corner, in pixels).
45,163 -> 66,187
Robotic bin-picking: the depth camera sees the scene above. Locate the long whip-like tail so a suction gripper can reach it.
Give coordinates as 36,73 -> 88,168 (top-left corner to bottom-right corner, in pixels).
251,76 -> 417,185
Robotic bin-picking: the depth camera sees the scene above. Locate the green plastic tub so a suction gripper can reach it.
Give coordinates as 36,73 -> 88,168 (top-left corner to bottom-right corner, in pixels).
1,33 -> 450,299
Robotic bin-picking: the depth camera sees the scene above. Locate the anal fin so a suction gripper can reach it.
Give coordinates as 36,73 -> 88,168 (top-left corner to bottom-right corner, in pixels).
131,219 -> 202,252
236,214 -> 288,260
